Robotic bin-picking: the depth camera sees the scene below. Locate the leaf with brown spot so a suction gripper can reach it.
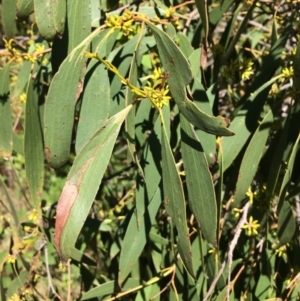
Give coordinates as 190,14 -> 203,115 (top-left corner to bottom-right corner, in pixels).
54,181 -> 78,259
54,105 -> 133,261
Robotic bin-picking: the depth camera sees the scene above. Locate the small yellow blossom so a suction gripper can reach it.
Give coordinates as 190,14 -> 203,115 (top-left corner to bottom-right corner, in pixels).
11,75 -> 18,82
165,6 -> 175,18
246,187 -> 254,204
144,82 -> 171,109
28,209 -> 39,224
151,68 -> 163,80
242,216 -> 260,236
8,294 -> 20,301
208,247 -> 218,255
42,58 -> 49,66
20,93 -> 27,103
241,59 -> 254,81
6,254 -> 16,264
269,83 -> 279,95
58,261 -> 67,272
24,54 -> 36,63
281,66 -> 294,79
35,43 -> 45,53
233,207 -> 243,218
275,244 -> 289,257
105,10 -> 134,36
27,39 -> 35,46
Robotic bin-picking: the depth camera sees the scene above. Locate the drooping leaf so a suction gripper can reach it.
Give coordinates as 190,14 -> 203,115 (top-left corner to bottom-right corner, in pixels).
145,20 -> 233,137
54,105 -> 132,261
44,27 -> 107,168
180,115 -> 217,245
0,64 -> 12,158
233,108 -> 274,207
34,0 -> 66,40
24,78 -> 44,206
161,118 -> 194,278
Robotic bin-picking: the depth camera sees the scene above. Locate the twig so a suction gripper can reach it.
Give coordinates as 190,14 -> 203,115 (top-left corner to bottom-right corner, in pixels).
203,202 -> 250,301
202,261 -> 227,301
150,264 -> 176,300
183,9 -> 199,35
226,201 -> 250,300
44,245 -> 64,301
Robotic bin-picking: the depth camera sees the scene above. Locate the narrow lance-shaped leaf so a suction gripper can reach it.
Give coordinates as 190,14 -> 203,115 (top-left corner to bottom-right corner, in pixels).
54,105 -> 133,261
119,188 -> 161,285
277,134 -> 300,246
2,0 -> 17,39
161,117 -> 194,278
180,115 -> 217,246
34,0 -> 66,40
145,20 -> 233,137
44,27 -> 107,168
234,108 -> 274,207
75,62 -> 110,153
67,0 -> 90,53
16,0 -> 34,17
0,64 -> 12,157
24,78 -> 45,206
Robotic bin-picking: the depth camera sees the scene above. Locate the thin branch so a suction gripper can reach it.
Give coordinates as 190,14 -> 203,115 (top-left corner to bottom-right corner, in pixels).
226,201 -> 250,300
203,202 -> 250,301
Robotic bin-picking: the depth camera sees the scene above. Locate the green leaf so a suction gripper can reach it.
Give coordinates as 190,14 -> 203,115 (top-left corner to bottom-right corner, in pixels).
67,0 -> 91,53
233,108 -> 274,207
191,75 -> 216,165
0,175 -> 19,226
277,201 -> 296,247
0,64 -> 12,158
54,104 -> 132,261
16,0 -> 34,17
24,78 -> 44,206
266,114 -> 291,198
44,27 -> 107,168
277,134 -> 300,246
34,0 -> 66,40
194,0 -> 209,44
2,0 -> 17,39
80,278 -> 140,300
12,61 -> 32,99
146,21 -> 233,137
293,40 -> 300,89
75,61 -> 110,153
119,188 -> 161,284
161,118 -> 194,278
180,115 -> 217,245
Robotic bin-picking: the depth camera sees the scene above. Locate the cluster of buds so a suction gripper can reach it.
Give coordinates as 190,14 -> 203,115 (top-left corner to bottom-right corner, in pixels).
105,9 -> 134,36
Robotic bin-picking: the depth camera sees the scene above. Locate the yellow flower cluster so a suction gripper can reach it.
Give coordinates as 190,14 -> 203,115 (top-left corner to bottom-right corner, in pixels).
105,10 -> 134,36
